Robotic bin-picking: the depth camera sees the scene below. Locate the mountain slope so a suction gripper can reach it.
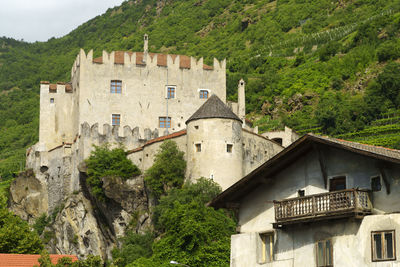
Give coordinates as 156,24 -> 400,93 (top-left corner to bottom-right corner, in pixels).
1,0 -> 400,177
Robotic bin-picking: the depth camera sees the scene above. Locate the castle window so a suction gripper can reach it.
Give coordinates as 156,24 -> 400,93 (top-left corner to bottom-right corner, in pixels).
199,90 -> 209,99
372,231 -> 395,261
159,117 -> 171,128
111,80 -> 122,94
316,239 -> 333,267
50,98 -> 55,104
166,86 -> 176,99
112,114 -> 120,126
195,143 -> 201,152
259,232 -> 274,263
227,144 -> 233,153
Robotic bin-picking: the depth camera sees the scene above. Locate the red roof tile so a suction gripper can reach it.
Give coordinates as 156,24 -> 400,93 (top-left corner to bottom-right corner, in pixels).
49,84 -> 57,93
65,83 -> 73,93
40,81 -> 50,84
127,130 -> 187,154
0,254 -> 78,267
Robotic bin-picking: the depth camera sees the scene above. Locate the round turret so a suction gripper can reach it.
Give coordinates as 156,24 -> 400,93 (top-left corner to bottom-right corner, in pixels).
186,95 -> 243,190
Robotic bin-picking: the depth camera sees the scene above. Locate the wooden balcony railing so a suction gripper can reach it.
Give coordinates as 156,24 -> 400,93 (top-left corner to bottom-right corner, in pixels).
273,189 -> 372,227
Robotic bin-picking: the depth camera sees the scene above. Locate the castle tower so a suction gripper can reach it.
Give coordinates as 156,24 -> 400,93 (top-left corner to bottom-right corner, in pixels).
186,95 -> 243,190
238,78 -> 246,124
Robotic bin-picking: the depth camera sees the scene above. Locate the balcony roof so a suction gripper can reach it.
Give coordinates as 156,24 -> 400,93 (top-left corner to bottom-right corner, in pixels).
208,134 -> 400,209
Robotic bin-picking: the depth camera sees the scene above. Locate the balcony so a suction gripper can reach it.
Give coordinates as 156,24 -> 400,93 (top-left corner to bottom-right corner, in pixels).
273,189 -> 372,228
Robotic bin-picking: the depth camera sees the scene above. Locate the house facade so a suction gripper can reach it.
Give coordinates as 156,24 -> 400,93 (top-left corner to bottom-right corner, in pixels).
209,134 -> 400,266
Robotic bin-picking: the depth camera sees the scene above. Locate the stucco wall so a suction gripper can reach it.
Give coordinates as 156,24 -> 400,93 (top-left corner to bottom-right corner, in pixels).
232,215 -> 400,267
77,50 -> 226,137
232,146 -> 400,266
186,118 -> 243,190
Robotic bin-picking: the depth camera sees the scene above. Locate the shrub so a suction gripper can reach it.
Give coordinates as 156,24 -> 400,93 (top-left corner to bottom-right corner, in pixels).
377,40 -> 400,62
144,140 -> 186,199
86,145 -> 141,201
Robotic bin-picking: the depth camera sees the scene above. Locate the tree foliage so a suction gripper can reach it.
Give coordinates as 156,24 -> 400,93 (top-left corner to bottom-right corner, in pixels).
0,196 -> 43,254
85,145 -> 141,201
144,140 -> 186,199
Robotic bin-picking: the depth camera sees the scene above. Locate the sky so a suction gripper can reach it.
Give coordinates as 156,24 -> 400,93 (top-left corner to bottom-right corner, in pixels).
0,0 -> 126,42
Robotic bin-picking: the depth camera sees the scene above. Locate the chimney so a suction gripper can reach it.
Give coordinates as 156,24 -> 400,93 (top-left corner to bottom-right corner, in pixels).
143,34 -> 149,64
238,79 -> 246,125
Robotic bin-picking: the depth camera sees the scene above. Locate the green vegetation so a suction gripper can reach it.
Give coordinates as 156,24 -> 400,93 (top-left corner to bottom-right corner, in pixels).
114,178 -> 235,267
0,195 -> 43,253
1,0 -> 400,179
85,145 -> 141,201
144,140 -> 186,199
38,249 -> 102,266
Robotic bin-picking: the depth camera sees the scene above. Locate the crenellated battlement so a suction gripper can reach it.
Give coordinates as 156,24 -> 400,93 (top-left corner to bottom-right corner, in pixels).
40,81 -> 73,94
71,49 -> 226,76
80,122 -> 159,147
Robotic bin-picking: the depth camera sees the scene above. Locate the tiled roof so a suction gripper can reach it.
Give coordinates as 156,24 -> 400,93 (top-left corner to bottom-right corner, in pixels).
308,133 -> 400,161
49,84 -> 57,93
208,133 -> 400,209
186,95 -> 242,124
92,51 -> 213,70
65,83 -> 73,92
0,254 -> 78,267
127,129 -> 187,154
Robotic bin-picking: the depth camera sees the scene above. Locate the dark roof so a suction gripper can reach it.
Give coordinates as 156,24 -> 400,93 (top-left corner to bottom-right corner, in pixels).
208,133 -> 400,209
127,130 -> 187,154
186,95 -> 242,124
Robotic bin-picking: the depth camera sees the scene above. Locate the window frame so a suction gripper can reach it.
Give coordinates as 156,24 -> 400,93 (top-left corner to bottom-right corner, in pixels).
50,98 -> 55,104
371,230 -> 396,262
328,176 -> 346,192
166,85 -> 176,99
110,80 -> 122,94
259,232 -> 274,264
159,116 -> 171,128
227,144 -> 233,153
195,143 -> 202,152
199,89 -> 210,99
112,114 -> 121,126
371,175 -> 382,192
316,239 -> 333,267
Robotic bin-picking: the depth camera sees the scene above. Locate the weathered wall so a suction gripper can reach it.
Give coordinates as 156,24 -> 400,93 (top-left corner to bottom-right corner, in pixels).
242,129 -> 283,177
232,146 -> 400,266
262,126 -> 300,147
232,214 -> 400,267
77,50 -> 226,136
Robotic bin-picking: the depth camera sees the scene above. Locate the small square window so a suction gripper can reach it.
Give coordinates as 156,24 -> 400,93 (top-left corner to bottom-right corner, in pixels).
316,239 -> 333,267
167,86 -> 176,99
298,190 -> 305,197
371,176 -> 381,192
195,143 -> 201,152
227,144 -> 233,153
159,117 -> 171,128
112,114 -> 120,126
259,233 -> 274,263
111,80 -> 122,94
372,230 -> 396,261
50,98 -> 55,103
199,90 -> 209,99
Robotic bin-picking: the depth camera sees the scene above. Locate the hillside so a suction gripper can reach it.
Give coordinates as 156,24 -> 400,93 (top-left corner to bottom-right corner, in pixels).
1,0 -> 400,178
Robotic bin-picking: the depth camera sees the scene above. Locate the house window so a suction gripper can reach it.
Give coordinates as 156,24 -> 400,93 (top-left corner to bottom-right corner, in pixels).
166,86 -> 176,99
111,80 -> 122,93
372,231 -> 396,261
316,239 -> 333,267
199,90 -> 209,99
259,233 -> 274,263
112,114 -> 120,126
227,144 -> 233,153
195,143 -> 201,152
159,117 -> 171,128
50,98 -> 55,103
371,176 -> 381,192
329,176 -> 346,192
298,189 -> 305,197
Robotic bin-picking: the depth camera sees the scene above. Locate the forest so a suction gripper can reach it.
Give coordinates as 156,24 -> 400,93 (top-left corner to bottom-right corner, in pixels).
0,0 -> 400,184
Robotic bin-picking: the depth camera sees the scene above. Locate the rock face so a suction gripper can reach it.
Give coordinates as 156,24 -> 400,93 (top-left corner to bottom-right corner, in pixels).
9,168 -> 151,261
9,169 -> 48,224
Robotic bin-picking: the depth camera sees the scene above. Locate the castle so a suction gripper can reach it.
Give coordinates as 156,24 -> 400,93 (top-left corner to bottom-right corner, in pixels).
27,35 -> 297,214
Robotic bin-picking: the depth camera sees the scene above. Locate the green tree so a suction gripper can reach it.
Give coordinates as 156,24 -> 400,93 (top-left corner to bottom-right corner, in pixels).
0,195 -> 43,254
144,140 -> 186,199
85,145 -> 141,201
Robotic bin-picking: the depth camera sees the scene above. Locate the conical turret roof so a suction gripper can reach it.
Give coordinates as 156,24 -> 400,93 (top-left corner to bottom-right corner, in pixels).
186,94 -> 242,124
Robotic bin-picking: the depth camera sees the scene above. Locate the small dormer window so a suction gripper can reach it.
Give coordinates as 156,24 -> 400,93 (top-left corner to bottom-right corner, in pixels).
111,80 -> 122,93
